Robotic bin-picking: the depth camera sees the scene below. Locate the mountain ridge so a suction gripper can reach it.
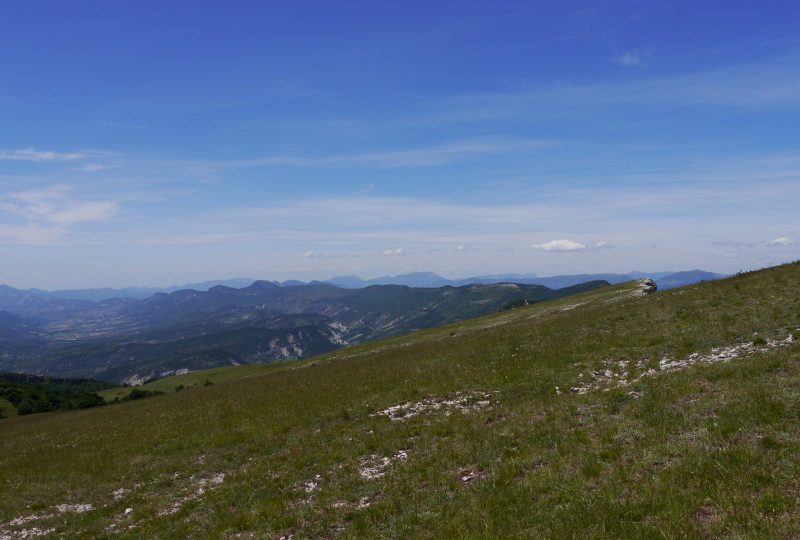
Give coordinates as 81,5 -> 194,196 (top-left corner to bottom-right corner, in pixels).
0,280 -> 611,383
2,269 -> 726,304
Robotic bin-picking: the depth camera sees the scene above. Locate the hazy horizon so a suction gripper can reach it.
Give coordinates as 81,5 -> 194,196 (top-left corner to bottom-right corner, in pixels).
0,266 -> 737,292
2,2 -> 798,288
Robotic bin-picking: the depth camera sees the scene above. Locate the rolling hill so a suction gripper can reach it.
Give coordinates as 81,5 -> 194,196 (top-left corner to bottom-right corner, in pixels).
655,269 -> 728,290
1,269 -> 724,305
0,280 -> 608,384
327,269 -> 726,290
0,263 -> 797,538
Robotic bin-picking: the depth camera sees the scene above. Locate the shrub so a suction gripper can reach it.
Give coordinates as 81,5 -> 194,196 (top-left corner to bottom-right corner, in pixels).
501,298 -> 532,311
16,397 -> 35,416
125,388 -> 164,401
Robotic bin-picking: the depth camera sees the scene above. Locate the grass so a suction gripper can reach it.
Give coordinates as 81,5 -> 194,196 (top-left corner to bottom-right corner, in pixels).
97,363 -> 288,401
0,397 -> 16,418
0,263 -> 799,538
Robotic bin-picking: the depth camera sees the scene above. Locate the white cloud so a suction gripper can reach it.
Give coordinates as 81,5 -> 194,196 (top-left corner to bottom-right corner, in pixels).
531,239 -> 588,252
1,186 -> 117,225
0,223 -> 66,243
766,236 -> 794,246
454,244 -> 478,251
712,240 -> 759,248
73,163 -> 114,172
301,250 -> 348,259
381,248 -> 405,256
422,50 -> 800,127
715,237 -> 796,249
0,185 -> 118,243
0,148 -> 108,162
594,241 -> 612,249
231,137 -> 553,169
611,50 -> 649,67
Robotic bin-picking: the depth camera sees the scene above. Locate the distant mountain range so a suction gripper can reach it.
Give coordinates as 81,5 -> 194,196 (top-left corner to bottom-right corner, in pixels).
23,278 -> 257,302
326,270 -> 727,290
5,270 -> 726,303
0,269 -> 727,384
0,279 -> 609,384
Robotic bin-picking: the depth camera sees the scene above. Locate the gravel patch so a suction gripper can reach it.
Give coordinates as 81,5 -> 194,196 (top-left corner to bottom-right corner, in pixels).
571,333 -> 796,394
371,391 -> 497,421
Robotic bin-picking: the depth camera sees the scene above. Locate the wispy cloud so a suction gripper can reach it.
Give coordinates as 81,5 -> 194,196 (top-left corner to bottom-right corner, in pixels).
0,148 -> 110,162
611,50 -> 649,67
122,158 -> 799,249
6,150 -> 795,284
0,223 -> 66,244
531,239 -> 587,252
713,236 -> 796,249
301,250 -> 348,258
73,163 -> 115,172
530,239 -> 613,252
767,236 -> 794,246
106,121 -> 148,130
0,91 -> 21,107
230,137 -> 553,169
381,248 -> 405,256
0,185 -> 118,243
423,50 -> 800,124
1,186 -> 117,225
712,240 -> 760,249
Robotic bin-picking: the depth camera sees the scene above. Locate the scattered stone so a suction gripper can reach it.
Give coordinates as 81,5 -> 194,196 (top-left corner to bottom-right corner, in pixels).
158,472 -> 226,516
332,496 -> 371,511
571,332 -> 797,394
4,515 -> 51,527
302,474 -> 322,493
1,507 -> 92,540
56,504 -> 93,514
358,450 -> 408,480
458,469 -> 486,485
209,473 -> 226,485
5,527 -> 55,539
358,456 -> 391,480
371,391 -> 498,421
639,278 -> 657,294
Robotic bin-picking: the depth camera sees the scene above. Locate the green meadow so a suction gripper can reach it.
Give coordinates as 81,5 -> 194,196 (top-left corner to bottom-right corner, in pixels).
1,262 -> 799,538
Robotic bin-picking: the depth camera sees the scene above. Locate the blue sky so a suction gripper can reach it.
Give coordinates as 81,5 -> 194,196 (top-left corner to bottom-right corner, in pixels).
1,1 -> 799,288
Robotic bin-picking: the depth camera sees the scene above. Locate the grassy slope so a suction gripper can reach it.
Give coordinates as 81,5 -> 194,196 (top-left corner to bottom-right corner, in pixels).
0,397 -> 16,418
97,363 -> 288,401
0,263 -> 799,538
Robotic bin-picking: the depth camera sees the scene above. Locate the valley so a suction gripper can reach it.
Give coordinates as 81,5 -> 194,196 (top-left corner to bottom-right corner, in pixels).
0,279 -> 608,384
